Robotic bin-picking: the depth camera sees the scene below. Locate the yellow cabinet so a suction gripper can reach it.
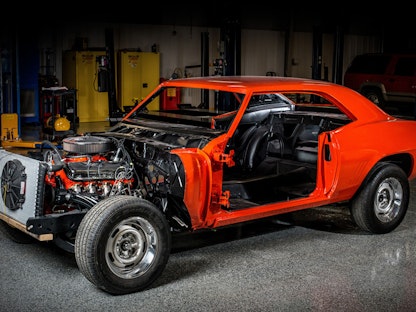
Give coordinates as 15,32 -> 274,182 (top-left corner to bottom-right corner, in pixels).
117,51 -> 160,111
62,51 -> 109,122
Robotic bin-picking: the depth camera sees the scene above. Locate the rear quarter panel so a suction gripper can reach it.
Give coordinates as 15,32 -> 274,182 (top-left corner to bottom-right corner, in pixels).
331,118 -> 416,198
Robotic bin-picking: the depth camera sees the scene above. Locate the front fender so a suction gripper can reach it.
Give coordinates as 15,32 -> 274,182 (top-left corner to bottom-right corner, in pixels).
171,148 -> 212,229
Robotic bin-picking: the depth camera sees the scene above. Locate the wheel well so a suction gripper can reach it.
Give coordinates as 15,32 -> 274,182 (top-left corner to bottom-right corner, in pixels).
359,83 -> 386,94
351,155 -> 411,203
359,84 -> 387,101
379,153 -> 412,177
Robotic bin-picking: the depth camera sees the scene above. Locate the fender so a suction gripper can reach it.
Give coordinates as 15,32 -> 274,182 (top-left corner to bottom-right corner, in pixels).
171,148 -> 212,229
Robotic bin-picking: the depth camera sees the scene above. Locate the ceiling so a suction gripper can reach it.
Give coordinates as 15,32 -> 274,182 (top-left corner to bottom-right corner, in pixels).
3,3 -> 415,54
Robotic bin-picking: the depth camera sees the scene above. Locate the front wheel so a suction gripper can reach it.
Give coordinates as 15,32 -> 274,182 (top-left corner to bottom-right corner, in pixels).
350,163 -> 409,234
75,196 -> 171,295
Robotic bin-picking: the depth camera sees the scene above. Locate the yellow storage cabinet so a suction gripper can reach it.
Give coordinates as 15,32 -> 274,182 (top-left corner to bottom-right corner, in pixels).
62,51 -> 109,122
117,51 -> 160,111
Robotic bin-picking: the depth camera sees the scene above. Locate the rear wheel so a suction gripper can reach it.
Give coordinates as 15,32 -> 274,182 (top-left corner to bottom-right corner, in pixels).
350,163 -> 409,234
75,196 -> 171,295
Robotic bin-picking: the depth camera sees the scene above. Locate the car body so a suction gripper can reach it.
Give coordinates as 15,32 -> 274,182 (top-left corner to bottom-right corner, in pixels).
1,76 -> 416,295
344,53 -> 416,107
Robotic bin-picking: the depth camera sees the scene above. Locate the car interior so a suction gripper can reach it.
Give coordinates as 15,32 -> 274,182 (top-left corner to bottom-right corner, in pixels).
222,92 -> 352,209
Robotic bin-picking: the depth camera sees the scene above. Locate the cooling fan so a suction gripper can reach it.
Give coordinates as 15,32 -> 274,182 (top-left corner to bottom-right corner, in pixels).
1,159 -> 27,210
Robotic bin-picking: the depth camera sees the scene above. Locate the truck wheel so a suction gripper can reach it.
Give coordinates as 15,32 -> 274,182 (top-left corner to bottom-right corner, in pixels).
350,163 -> 409,234
75,196 -> 171,295
362,89 -> 385,108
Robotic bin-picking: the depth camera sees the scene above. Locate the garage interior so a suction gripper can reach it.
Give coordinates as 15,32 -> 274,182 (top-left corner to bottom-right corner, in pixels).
1,5 -> 416,311
1,6 -> 415,140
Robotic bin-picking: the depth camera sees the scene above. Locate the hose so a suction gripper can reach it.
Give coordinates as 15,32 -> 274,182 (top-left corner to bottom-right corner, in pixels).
40,140 -> 64,172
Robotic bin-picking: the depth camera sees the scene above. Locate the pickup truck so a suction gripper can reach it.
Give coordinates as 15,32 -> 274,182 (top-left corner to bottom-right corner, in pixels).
344,53 -> 416,109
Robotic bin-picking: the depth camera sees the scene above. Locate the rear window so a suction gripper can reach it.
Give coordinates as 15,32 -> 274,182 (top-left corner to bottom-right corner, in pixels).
346,54 -> 391,74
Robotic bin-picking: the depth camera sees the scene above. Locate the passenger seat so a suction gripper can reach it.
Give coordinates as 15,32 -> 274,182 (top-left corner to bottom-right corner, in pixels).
293,124 -> 320,163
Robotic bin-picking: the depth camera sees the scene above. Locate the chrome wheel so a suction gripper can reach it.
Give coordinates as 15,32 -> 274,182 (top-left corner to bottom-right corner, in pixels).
350,163 -> 409,234
75,196 -> 171,295
105,216 -> 158,279
374,177 -> 403,223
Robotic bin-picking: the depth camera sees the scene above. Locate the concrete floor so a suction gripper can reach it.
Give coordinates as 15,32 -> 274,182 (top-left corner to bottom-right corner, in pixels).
1,122 -> 416,311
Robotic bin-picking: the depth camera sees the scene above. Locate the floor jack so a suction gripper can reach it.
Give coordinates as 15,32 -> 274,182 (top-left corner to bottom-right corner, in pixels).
1,113 -> 61,149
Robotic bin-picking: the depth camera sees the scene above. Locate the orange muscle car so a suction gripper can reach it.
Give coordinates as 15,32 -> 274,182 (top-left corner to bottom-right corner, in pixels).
1,76 -> 416,295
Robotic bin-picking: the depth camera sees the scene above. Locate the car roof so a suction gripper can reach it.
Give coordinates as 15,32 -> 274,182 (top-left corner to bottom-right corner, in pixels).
159,76 -> 393,123
161,76 -> 336,93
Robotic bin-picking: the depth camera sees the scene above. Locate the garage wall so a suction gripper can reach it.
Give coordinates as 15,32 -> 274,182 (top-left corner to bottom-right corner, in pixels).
39,22 -> 382,91
288,32 -> 314,79
342,34 -> 382,77
50,23 -> 222,83
241,29 -> 286,76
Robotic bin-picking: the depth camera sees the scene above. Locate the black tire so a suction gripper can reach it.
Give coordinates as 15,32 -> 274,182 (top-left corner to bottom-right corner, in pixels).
0,220 -> 35,244
74,196 -> 171,295
362,88 -> 385,108
350,163 -> 409,234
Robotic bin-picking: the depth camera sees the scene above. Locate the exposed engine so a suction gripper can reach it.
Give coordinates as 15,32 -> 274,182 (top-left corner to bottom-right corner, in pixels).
42,135 -> 139,215
18,133 -> 188,252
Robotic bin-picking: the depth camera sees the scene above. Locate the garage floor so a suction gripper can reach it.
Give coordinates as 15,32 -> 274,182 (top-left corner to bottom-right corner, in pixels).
1,122 -> 416,311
